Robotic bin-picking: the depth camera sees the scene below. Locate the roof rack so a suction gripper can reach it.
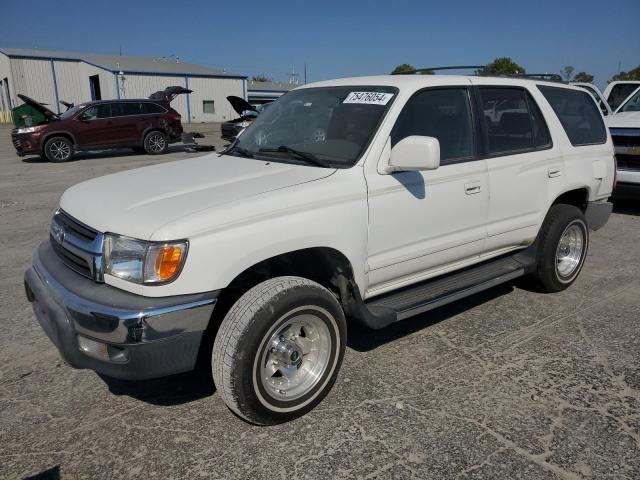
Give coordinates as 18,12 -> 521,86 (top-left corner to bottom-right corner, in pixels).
403,66 -> 566,83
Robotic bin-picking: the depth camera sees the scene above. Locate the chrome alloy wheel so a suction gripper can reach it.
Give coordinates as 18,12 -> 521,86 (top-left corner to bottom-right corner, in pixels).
148,133 -> 166,152
555,223 -> 585,278
49,141 -> 71,160
257,309 -> 332,402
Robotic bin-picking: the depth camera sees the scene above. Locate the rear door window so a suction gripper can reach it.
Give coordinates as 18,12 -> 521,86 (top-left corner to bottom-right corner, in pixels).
478,87 -> 551,155
391,87 -> 475,164
538,85 -> 607,146
122,102 -> 141,116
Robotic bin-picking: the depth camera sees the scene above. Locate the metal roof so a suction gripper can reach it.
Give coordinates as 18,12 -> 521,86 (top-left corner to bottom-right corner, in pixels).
0,47 -> 246,78
248,80 -> 294,92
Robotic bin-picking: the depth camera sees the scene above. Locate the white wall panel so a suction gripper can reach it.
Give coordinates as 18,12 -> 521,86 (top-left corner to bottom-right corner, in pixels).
78,62 -> 116,101
119,74 -> 188,118
0,53 -> 13,111
187,77 -> 244,123
10,58 -> 56,108
52,60 -> 84,111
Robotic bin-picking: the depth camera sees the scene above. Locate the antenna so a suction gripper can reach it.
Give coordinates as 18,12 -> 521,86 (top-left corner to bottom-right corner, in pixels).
288,65 -> 299,85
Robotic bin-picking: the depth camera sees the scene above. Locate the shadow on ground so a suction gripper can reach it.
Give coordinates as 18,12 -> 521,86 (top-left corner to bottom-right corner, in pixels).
99,368 -> 216,406
612,188 -> 640,216
21,145 -> 212,164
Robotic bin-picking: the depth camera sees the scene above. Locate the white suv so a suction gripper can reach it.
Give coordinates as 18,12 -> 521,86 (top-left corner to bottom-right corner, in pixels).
25,74 -> 615,424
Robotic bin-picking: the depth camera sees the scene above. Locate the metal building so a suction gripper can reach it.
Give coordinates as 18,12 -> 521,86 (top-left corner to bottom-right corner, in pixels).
247,80 -> 292,105
0,48 -> 248,123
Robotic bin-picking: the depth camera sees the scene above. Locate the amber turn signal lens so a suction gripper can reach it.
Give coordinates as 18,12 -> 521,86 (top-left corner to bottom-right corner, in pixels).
154,245 -> 184,281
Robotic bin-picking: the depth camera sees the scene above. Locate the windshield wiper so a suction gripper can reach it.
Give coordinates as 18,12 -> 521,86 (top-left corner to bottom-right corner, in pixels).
258,145 -> 329,168
227,144 -> 255,158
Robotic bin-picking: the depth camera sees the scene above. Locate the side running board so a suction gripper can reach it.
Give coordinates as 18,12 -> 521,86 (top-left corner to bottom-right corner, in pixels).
351,250 -> 536,330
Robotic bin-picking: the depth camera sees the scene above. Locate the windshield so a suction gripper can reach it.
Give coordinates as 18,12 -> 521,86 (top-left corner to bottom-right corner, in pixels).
230,86 -> 397,167
59,105 -> 84,119
618,87 -> 640,112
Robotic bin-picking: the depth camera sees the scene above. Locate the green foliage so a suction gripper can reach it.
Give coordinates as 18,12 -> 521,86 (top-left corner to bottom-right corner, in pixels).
251,74 -> 273,83
610,66 -> 640,82
476,57 -> 525,76
573,71 -> 594,83
391,64 -> 416,75
561,66 -> 575,81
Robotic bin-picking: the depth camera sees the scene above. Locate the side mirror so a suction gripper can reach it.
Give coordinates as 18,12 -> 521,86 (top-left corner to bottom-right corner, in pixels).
388,135 -> 440,172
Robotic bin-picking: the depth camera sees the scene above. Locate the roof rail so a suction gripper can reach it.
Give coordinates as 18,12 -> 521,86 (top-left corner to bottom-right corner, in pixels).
406,65 -> 485,74
400,66 -> 565,83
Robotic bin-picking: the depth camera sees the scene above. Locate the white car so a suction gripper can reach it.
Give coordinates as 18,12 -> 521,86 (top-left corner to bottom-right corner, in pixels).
25,74 -> 614,424
573,81 -> 640,189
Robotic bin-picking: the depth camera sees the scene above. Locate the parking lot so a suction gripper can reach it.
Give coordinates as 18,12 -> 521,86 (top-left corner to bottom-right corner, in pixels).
1,122 -> 639,479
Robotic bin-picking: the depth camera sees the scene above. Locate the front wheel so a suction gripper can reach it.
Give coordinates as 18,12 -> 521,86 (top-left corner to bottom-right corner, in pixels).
43,136 -> 74,162
531,204 -> 589,292
212,276 -> 346,425
143,131 -> 168,155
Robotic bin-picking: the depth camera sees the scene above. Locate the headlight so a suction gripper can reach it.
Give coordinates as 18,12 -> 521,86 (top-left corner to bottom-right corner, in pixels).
238,121 -> 250,128
16,126 -> 44,134
103,234 -> 188,284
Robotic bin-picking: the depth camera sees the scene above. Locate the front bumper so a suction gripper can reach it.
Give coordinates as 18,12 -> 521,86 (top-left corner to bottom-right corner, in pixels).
11,131 -> 42,156
24,241 -> 218,380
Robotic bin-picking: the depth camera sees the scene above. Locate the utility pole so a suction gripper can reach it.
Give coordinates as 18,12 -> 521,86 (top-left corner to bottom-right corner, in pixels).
304,62 -> 307,84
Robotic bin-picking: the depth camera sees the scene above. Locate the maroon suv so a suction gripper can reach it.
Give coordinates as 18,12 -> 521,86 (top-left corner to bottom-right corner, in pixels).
11,87 -> 189,162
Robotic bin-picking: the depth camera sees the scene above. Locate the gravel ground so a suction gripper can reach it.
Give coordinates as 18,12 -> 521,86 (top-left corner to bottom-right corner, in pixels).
1,123 -> 639,479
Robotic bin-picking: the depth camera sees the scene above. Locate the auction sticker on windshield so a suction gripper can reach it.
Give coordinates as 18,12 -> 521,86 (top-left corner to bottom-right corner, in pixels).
343,92 -> 394,105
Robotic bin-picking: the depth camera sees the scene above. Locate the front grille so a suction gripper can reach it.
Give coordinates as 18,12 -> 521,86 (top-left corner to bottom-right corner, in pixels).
50,234 -> 93,278
11,134 -> 21,150
616,155 -> 640,171
50,210 -> 103,281
55,210 -> 99,242
610,128 -> 640,147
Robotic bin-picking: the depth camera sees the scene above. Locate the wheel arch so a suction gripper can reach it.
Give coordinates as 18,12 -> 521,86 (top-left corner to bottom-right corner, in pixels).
551,186 -> 590,211
196,246 -> 361,367
41,131 -> 77,152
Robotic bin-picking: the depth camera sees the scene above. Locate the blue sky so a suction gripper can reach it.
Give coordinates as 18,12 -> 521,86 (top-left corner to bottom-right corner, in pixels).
1,0 -> 638,88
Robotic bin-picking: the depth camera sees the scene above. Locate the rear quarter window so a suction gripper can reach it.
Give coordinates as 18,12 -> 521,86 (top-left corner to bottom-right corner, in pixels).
538,85 -> 607,146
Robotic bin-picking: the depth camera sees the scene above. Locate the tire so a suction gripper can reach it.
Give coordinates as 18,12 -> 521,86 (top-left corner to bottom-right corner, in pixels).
212,276 -> 346,425
531,204 -> 589,292
43,136 -> 74,162
143,131 -> 168,155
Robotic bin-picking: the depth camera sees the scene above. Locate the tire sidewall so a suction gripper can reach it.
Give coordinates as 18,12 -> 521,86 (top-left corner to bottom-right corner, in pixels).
144,131 -> 168,155
230,284 -> 346,423
44,137 -> 74,162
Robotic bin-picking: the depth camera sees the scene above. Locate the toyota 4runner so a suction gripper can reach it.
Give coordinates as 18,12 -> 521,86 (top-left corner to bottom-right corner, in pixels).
24,74 -> 615,425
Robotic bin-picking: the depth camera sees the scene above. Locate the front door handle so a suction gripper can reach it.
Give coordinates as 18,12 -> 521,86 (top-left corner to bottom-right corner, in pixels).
464,181 -> 482,195
548,166 -> 562,178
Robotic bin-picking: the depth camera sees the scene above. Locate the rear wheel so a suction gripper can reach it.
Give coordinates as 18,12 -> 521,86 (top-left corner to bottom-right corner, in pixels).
44,136 -> 74,162
212,276 -> 346,425
143,131 -> 168,155
531,204 -> 589,292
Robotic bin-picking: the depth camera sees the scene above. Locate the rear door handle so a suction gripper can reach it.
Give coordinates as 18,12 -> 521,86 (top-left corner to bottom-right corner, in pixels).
464,181 -> 482,195
548,166 -> 562,178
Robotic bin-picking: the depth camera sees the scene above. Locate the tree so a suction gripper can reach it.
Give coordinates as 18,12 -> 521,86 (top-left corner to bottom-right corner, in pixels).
391,64 -> 416,75
573,71 -> 594,83
477,57 -> 525,76
561,66 -> 575,82
251,74 -> 273,82
610,66 -> 640,82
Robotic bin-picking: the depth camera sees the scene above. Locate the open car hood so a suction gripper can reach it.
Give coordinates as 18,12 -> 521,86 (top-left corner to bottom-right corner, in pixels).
149,86 -> 193,103
17,94 -> 59,120
227,96 -> 258,116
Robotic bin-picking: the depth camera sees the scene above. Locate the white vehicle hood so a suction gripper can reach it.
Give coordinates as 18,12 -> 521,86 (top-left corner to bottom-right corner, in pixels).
60,154 -> 335,240
605,111 -> 640,129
